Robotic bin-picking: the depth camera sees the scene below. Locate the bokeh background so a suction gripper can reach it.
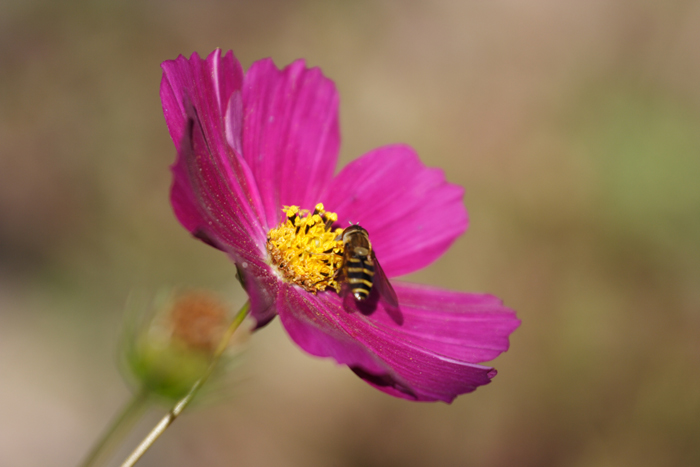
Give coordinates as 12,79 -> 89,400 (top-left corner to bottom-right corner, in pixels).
2,1 -> 700,466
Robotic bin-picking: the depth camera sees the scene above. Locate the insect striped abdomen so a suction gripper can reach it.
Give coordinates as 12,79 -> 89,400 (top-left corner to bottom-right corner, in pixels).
346,256 -> 374,300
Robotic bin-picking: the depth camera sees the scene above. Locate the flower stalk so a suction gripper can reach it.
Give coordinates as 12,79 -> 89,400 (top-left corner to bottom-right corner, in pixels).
79,388 -> 151,467
120,300 -> 251,467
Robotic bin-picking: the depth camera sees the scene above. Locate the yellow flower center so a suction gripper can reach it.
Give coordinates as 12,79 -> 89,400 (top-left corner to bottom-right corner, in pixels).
266,203 -> 344,293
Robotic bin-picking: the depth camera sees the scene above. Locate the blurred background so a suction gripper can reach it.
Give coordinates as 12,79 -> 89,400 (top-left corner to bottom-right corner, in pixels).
2,0 -> 700,466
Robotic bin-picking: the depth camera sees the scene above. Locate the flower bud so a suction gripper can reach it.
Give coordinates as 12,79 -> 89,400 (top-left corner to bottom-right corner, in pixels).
122,289 -> 242,402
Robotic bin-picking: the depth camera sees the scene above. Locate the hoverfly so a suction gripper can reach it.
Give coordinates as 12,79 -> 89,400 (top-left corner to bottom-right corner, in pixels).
336,225 -> 402,324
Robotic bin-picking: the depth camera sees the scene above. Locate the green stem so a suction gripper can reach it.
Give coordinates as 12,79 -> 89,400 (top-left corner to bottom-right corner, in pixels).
119,300 -> 251,467
79,388 -> 151,467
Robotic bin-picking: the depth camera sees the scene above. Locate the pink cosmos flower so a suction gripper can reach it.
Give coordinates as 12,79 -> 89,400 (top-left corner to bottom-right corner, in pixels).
160,49 -> 519,403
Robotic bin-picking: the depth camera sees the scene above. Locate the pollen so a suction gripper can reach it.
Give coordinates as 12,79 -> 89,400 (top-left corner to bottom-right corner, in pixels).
267,203 -> 344,293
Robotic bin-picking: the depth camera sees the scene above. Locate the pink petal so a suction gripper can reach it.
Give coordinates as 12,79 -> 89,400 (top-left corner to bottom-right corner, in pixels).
367,282 -> 520,363
162,50 -> 243,147
161,50 -> 268,257
235,258 -> 281,329
277,285 -> 390,377
322,144 -> 467,278
276,282 -> 517,403
240,58 -> 340,230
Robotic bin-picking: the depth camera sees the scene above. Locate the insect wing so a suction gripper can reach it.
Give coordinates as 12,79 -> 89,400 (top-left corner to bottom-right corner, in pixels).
371,253 -> 398,308
371,253 -> 402,325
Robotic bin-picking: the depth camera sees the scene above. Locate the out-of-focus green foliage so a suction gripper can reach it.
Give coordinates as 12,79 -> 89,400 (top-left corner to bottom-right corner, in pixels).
576,84 -> 700,259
